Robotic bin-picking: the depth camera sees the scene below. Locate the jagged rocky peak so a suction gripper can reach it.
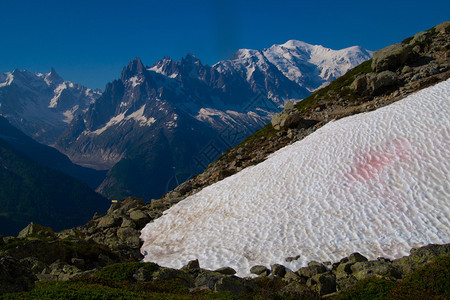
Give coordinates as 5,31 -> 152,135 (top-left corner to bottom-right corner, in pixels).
149,56 -> 177,76
121,57 -> 146,81
44,67 -> 64,86
180,53 -> 202,65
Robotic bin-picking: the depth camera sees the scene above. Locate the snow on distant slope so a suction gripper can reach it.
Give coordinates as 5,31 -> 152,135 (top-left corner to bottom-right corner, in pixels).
141,79 -> 450,277
263,40 -> 372,90
214,40 -> 372,93
0,69 -> 100,144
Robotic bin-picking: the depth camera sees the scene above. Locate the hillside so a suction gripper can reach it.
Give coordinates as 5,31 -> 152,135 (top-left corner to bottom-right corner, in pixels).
0,117 -> 105,189
0,137 -> 109,236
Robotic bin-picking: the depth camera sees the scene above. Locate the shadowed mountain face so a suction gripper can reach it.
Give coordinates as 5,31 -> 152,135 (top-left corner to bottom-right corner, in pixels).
0,136 -> 110,236
0,116 -> 106,189
54,43 -> 370,200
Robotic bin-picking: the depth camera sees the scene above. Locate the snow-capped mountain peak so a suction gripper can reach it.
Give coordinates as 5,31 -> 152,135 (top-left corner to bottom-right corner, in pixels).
262,40 -> 372,90
121,57 -> 146,82
0,69 -> 101,144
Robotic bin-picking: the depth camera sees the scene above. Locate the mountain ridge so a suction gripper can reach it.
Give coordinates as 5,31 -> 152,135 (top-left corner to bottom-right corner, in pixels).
54,40 -> 370,199
0,68 -> 100,144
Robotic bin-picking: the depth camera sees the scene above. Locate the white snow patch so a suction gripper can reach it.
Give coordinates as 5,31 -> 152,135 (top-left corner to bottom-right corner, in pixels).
62,105 -> 79,124
0,73 -> 13,88
49,83 -> 67,108
141,80 -> 450,277
92,111 -> 126,135
125,104 -> 156,127
129,76 -> 144,87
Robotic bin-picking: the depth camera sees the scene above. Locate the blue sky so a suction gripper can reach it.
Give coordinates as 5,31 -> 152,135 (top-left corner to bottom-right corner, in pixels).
1,0 -> 448,90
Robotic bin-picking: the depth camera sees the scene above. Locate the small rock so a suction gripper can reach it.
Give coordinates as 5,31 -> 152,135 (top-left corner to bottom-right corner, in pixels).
250,265 -> 270,276
129,210 -> 149,228
285,255 -> 300,262
35,273 -> 58,281
307,273 -> 336,296
351,260 -> 402,280
401,65 -> 412,74
181,259 -> 200,271
117,227 -> 140,247
194,270 -> 224,290
97,216 -> 118,228
348,252 -> 368,263
153,268 -> 194,288
120,217 -> 135,228
271,264 -> 286,277
336,274 -> 358,291
297,261 -> 327,278
410,30 -> 432,45
214,267 -> 236,275
284,270 -> 301,282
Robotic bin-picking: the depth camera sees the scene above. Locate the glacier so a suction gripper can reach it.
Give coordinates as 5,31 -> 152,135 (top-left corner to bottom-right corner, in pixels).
140,79 -> 450,277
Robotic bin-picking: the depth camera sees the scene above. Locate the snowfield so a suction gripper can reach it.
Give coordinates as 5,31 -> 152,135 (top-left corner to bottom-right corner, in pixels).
141,80 -> 450,277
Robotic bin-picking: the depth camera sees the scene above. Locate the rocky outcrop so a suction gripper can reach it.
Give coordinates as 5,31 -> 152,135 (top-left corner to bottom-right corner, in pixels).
17,222 -> 55,239
246,244 -> 449,297
1,225 -> 448,298
77,197 -> 151,260
271,101 -> 318,130
351,70 -> 399,95
371,43 -> 411,72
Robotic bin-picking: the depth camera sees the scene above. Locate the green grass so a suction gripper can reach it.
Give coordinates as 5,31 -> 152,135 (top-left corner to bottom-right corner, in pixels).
235,124 -> 277,149
295,59 -> 373,112
0,278 -> 238,300
334,255 -> 450,300
0,237 -> 116,265
334,277 -> 397,300
389,255 -> 450,299
96,262 -> 159,283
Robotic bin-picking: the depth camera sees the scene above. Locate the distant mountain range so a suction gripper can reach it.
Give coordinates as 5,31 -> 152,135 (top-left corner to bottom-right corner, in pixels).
0,68 -> 100,145
0,40 -> 371,200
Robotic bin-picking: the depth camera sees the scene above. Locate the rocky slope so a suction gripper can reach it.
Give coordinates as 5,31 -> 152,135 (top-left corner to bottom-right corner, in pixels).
1,226 -> 448,298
